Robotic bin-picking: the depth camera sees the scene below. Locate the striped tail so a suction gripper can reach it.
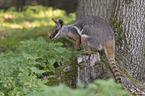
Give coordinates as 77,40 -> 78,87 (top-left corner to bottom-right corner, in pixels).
104,40 -> 122,83
109,59 -> 122,83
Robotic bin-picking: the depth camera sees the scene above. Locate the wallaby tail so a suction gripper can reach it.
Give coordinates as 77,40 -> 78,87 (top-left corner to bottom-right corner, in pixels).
109,60 -> 122,83
104,40 -> 122,83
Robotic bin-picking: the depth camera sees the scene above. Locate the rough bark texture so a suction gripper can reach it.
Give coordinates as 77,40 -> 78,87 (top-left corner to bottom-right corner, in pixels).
77,53 -> 112,84
76,0 -> 145,82
46,58 -> 78,88
111,0 -> 145,81
76,0 -> 114,21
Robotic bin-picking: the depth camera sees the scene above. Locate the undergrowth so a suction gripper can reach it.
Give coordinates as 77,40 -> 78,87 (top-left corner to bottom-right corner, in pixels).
0,37 -> 74,96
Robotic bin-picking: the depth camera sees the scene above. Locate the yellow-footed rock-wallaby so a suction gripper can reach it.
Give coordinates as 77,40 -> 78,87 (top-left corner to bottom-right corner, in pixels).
50,16 -> 122,83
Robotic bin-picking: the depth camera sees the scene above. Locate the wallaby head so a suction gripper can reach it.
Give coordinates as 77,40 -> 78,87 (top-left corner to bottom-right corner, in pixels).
50,18 -> 68,40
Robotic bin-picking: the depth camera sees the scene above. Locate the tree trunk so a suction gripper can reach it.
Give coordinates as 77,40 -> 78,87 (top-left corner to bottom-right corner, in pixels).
76,0 -> 114,21
77,53 -> 113,84
111,0 -> 144,81
76,0 -> 145,81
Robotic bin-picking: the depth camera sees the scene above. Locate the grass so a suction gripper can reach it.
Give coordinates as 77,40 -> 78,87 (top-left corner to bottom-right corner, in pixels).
0,6 -> 76,51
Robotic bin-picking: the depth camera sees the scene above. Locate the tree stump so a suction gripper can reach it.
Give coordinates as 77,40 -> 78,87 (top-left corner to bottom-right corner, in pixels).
77,53 -> 113,85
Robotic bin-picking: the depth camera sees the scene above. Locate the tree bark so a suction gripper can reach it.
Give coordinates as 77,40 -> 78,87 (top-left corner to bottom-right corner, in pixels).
111,0 -> 145,81
77,53 -> 111,84
76,0 -> 145,81
76,0 -> 114,21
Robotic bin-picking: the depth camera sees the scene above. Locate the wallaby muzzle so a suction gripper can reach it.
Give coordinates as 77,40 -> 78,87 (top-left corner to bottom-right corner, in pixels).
50,28 -> 59,40
50,18 -> 64,40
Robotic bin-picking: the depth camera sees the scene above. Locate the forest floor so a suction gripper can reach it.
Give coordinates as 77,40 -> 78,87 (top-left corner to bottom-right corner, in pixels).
0,6 -> 75,52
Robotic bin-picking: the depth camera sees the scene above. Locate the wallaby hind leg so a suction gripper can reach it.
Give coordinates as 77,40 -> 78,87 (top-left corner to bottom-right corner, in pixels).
81,35 -> 91,52
104,40 -> 122,83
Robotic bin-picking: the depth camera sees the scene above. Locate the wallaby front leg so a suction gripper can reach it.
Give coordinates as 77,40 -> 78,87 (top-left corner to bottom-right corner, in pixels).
68,33 -> 80,50
81,35 -> 90,52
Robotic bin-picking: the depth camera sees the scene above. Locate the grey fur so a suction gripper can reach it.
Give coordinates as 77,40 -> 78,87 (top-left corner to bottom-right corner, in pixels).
51,16 -> 115,51
74,16 -> 114,50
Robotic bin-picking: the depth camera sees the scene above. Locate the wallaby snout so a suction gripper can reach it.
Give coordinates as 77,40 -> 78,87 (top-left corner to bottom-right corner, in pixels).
50,18 -> 64,40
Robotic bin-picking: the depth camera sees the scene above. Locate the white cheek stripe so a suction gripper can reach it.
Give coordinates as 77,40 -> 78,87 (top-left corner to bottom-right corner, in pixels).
74,26 -> 82,35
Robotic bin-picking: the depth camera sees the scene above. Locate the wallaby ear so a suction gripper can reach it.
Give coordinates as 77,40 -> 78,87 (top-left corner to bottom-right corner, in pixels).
58,19 -> 64,27
52,18 -> 59,25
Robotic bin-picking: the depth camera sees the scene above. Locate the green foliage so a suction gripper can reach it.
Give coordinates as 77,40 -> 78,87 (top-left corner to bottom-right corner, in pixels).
28,79 -> 129,96
0,37 -> 73,96
19,37 -> 73,71
0,51 -> 43,96
88,79 -> 128,96
28,85 -> 95,96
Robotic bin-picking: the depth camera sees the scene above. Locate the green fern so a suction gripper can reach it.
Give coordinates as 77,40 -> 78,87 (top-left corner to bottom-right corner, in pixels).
0,37 -> 74,96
